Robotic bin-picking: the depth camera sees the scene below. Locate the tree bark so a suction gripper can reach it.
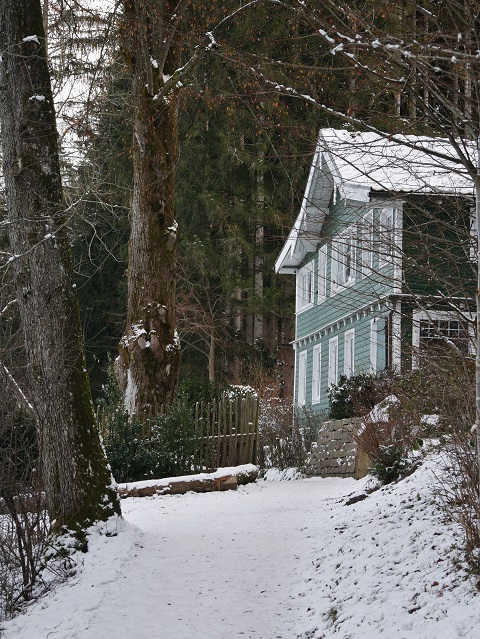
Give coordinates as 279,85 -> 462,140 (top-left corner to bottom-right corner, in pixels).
117,1 -> 183,415
0,0 -> 120,535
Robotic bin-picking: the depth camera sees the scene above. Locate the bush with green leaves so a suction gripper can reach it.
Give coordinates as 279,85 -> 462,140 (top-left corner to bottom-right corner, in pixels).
101,404 -> 196,483
328,371 -> 395,420
369,443 -> 412,483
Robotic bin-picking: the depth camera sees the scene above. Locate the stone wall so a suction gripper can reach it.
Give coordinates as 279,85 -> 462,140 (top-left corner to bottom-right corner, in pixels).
302,418 -> 370,479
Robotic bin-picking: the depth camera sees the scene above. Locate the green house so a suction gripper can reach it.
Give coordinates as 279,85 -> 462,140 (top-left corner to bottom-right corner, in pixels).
275,129 -> 475,414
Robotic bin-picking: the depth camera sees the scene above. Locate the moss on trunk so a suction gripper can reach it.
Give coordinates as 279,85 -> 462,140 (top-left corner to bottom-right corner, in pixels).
0,0 -> 121,536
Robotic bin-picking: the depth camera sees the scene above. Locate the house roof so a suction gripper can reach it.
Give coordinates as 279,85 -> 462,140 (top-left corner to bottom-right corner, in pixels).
275,128 -> 475,274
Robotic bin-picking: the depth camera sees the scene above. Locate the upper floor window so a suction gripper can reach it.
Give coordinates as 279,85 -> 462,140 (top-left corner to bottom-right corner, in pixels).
331,228 -> 356,294
361,210 -> 375,275
318,245 -> 327,303
470,210 -> 477,262
296,261 -> 315,312
379,208 -> 396,267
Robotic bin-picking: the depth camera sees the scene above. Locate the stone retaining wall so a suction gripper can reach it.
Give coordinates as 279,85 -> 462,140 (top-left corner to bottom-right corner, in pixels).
302,418 -> 369,479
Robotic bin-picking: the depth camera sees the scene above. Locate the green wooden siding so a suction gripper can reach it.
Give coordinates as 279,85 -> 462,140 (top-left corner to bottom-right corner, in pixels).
295,312 -> 388,414
293,199 -> 397,412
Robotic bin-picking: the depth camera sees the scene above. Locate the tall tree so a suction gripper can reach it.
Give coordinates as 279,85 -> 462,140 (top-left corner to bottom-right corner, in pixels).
116,0 -> 189,414
0,0 -> 120,535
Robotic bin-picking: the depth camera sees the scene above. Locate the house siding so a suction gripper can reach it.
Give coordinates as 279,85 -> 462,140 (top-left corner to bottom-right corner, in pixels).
279,130 -> 476,423
294,310 -> 388,414
293,200 -> 397,413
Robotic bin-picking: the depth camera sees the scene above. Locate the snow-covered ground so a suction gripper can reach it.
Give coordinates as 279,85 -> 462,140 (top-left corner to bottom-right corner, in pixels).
2,452 -> 479,639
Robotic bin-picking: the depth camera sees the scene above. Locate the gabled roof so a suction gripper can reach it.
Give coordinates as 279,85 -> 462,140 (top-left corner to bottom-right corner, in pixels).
275,128 -> 475,274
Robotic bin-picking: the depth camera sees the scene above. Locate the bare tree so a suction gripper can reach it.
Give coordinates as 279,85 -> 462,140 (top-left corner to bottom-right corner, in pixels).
0,0 -> 120,535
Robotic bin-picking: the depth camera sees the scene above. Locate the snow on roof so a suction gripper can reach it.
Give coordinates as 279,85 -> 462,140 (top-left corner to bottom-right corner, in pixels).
320,128 -> 474,198
275,128 -> 475,274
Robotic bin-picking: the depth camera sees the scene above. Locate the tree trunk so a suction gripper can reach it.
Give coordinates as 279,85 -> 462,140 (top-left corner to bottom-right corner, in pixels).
0,1 -> 120,534
117,1 -> 182,415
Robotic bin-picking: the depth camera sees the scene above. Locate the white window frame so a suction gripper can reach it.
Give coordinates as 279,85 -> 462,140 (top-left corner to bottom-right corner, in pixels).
331,227 -> 356,295
317,245 -> 327,303
370,319 -> 378,374
296,260 -> 315,313
297,350 -> 308,406
328,336 -> 339,388
344,329 -> 355,378
412,310 -> 475,368
379,208 -> 395,268
361,210 -> 374,276
312,344 -> 322,404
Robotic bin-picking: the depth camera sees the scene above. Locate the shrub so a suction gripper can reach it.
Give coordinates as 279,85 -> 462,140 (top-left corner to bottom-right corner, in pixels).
354,394 -> 423,483
328,371 -> 395,420
257,398 -> 323,469
0,394 -> 48,622
369,444 -> 411,483
101,403 -> 197,483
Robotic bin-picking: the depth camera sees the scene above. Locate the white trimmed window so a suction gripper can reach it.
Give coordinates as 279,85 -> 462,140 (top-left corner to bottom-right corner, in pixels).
412,311 -> 474,367
344,329 -> 355,378
361,210 -> 375,275
379,208 -> 395,267
331,228 -> 356,294
296,260 -> 315,312
328,336 -> 339,388
370,319 -> 378,373
317,245 -> 327,303
297,350 -> 308,405
312,344 -> 322,404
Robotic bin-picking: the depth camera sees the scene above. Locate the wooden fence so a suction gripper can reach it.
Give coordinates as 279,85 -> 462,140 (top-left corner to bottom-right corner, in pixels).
97,391 -> 259,476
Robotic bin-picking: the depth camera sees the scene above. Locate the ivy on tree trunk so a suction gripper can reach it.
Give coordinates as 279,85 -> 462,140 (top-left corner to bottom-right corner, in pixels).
117,1 -> 184,414
0,0 -> 120,535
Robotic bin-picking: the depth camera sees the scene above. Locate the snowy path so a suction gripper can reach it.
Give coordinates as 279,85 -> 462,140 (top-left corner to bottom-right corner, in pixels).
3,477 -> 359,639
5,456 -> 480,639
119,478 -> 359,639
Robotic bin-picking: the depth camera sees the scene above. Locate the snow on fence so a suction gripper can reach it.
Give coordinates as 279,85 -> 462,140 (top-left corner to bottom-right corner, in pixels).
97,391 -> 259,475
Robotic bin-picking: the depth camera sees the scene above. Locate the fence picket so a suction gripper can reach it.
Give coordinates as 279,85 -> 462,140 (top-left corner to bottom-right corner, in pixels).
97,391 -> 259,477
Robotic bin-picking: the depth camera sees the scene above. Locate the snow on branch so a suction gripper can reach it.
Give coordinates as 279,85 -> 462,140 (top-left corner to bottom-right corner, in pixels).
1,362 -> 33,412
